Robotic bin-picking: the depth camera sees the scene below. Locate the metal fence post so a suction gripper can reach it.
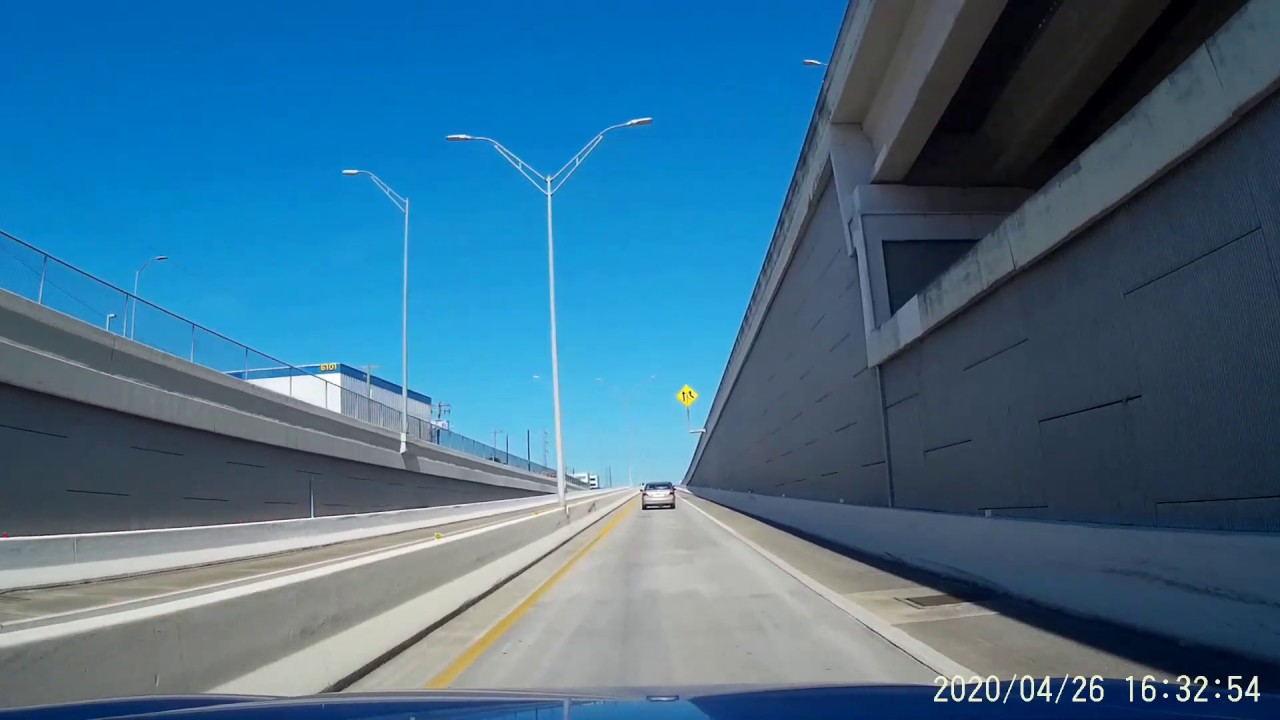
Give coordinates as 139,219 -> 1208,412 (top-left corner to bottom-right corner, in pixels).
36,256 -> 47,305
243,346 -> 249,378
189,325 -> 196,362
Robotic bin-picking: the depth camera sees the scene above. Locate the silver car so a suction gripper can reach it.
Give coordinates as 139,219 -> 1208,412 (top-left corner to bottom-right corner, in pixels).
641,482 -> 676,510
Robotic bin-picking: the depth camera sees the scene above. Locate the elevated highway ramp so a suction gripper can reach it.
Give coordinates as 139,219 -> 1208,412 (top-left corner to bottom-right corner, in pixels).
1,490 -> 1275,709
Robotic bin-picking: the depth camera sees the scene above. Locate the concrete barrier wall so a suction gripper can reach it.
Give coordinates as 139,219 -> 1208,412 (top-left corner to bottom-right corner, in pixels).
687,487 -> 1280,664
0,490 -> 611,590
0,288 -> 560,488
0,490 -> 632,707
687,3 -> 1280,534
0,375 -> 543,536
0,288 -> 583,535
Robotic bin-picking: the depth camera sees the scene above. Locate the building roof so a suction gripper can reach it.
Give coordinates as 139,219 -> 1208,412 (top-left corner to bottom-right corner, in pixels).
227,363 -> 433,405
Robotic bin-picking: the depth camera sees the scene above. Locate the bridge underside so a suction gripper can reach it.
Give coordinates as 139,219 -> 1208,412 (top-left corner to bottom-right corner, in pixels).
687,0 -> 1280,532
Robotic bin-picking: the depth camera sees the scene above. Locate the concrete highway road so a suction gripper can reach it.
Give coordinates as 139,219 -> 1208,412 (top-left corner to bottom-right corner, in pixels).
351,497 -> 936,691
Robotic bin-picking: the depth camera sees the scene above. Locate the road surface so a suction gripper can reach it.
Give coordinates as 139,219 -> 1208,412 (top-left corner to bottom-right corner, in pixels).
353,497 -> 935,691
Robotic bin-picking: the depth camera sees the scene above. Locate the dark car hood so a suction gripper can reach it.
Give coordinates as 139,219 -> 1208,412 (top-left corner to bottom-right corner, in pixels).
2,682 -> 1277,720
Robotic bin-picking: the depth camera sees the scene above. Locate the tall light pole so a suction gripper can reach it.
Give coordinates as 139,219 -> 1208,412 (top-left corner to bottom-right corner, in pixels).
343,169 -> 412,454
130,255 -> 168,339
363,363 -> 381,399
105,313 -> 117,332
448,117 -> 653,511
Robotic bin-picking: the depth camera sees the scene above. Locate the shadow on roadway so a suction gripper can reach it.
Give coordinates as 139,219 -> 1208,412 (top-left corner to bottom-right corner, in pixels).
722,505 -> 1280,691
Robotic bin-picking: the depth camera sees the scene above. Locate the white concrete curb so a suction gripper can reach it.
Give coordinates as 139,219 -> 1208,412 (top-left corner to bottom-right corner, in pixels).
682,495 -> 975,679
0,490 -> 632,708
0,490 -> 616,591
214,490 -> 637,695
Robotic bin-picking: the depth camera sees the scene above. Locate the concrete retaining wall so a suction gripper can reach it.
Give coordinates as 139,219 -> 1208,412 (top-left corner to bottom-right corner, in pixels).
0,490 -> 632,707
0,491 -> 612,590
687,487 -> 1280,664
688,70 -> 1280,532
0,289 -> 555,486
0,288 -> 577,535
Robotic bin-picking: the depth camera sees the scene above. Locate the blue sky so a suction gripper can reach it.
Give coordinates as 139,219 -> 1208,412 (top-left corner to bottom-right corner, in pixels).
1,0 -> 844,484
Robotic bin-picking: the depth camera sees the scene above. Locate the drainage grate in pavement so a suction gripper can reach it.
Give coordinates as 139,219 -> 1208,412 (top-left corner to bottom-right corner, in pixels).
898,592 -> 984,609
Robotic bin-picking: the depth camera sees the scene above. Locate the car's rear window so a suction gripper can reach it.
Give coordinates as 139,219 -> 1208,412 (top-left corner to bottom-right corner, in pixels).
646,483 -> 674,490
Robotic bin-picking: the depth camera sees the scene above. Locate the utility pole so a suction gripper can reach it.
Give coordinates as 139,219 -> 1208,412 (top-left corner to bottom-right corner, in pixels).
430,402 -> 450,444
505,434 -> 510,464
526,429 -> 532,466
542,428 -> 549,468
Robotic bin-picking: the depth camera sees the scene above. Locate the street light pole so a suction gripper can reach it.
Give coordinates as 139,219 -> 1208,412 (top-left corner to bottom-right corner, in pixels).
364,364 -> 380,399
343,169 -> 412,453
625,395 -> 633,486
401,197 -> 411,449
543,175 -> 569,500
130,255 -> 168,339
448,117 -> 652,513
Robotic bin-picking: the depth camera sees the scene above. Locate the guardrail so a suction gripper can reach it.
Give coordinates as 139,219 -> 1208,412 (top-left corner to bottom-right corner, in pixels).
0,229 -> 557,477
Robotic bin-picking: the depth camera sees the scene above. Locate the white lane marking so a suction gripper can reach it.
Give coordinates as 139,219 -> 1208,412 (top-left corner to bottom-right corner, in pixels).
0,494 -> 623,636
681,497 -> 976,678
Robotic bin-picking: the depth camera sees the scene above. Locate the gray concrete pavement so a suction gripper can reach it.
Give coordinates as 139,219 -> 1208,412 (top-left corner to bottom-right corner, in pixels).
0,505 -> 537,629
353,498 -> 935,691
352,492 -> 1280,695
684,495 -> 1280,686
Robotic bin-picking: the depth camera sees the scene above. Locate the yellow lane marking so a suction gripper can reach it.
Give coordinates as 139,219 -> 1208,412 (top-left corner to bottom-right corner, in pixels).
423,500 -> 637,688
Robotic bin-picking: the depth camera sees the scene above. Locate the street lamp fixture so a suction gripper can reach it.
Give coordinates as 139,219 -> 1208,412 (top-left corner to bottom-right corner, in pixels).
447,118 -> 653,513
343,168 -> 413,454
802,59 -> 827,67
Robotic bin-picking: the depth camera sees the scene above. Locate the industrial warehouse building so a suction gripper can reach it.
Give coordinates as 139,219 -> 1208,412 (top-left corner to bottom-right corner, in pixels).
226,363 -> 561,477
229,363 -> 437,436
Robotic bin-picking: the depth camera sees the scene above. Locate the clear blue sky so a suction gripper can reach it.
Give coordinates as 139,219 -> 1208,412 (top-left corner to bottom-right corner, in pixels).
1,0 -> 844,484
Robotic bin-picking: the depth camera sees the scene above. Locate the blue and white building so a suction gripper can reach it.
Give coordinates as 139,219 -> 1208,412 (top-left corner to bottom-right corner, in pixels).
229,363 -> 435,435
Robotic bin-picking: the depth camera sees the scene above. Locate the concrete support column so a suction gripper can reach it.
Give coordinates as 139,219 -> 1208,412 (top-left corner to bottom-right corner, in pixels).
829,123 -> 878,341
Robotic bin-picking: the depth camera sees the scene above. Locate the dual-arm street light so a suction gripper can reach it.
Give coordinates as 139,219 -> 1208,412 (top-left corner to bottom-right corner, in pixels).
342,169 -> 412,453
447,117 -> 653,512
130,255 -> 168,339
